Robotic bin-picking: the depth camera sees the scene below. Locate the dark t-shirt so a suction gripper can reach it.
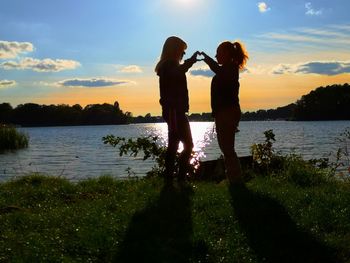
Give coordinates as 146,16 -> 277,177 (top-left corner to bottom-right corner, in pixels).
157,59 -> 194,113
204,56 -> 240,115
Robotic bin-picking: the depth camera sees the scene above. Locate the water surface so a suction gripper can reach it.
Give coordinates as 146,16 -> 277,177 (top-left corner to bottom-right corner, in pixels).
1,121 -> 349,181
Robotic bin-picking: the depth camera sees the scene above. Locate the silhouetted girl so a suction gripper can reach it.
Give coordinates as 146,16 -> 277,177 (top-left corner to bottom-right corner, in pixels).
202,41 -> 248,184
155,36 -> 199,181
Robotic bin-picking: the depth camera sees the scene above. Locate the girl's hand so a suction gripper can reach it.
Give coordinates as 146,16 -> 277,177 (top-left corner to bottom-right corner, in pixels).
189,51 -> 200,63
199,51 -> 208,58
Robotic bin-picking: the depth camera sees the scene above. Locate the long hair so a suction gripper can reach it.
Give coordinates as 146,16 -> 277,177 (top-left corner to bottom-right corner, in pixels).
219,40 -> 249,70
155,36 -> 187,74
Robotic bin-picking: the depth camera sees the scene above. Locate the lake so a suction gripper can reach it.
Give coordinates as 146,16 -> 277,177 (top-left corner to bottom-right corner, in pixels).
1,121 -> 350,181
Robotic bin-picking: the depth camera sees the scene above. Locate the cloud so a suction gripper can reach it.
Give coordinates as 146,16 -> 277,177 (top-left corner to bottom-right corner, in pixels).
0,41 -> 34,59
271,61 -> 350,75
0,79 -> 16,88
190,66 -> 254,77
271,64 -> 296,74
1,57 -> 80,72
257,2 -> 270,13
296,61 -> 350,75
257,24 -> 350,51
244,66 -> 267,74
119,65 -> 143,73
58,78 -> 134,87
305,2 -> 322,16
190,67 -> 214,77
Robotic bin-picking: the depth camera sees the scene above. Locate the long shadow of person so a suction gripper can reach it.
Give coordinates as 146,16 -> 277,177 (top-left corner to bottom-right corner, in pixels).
229,184 -> 337,263
114,182 -> 193,263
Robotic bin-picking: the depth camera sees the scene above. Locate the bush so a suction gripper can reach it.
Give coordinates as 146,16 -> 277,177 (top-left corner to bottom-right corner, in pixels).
281,154 -> 328,187
250,129 -> 332,186
0,124 -> 29,152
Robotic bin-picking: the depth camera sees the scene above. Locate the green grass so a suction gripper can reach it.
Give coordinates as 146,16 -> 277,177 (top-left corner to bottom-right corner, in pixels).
0,125 -> 29,152
0,171 -> 349,262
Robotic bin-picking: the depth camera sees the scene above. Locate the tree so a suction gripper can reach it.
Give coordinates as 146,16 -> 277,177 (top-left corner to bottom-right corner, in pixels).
293,84 -> 350,120
0,103 -> 13,124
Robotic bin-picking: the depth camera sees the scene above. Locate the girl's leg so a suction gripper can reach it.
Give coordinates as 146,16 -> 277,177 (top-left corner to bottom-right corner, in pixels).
215,107 -> 242,183
177,112 -> 194,179
165,132 -> 179,179
163,109 -> 180,179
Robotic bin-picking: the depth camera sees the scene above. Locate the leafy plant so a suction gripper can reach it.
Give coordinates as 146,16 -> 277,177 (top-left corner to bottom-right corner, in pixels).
102,135 -> 167,177
102,135 -> 201,178
251,129 -> 276,172
308,128 -> 350,179
330,128 -> 350,178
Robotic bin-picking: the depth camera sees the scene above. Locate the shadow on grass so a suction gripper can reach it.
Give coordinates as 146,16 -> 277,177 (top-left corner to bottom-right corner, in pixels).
115,182 -> 194,263
229,184 -> 337,263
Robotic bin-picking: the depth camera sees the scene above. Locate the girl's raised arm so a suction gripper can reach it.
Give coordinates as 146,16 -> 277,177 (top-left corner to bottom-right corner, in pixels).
202,52 -> 221,74
179,51 -> 200,72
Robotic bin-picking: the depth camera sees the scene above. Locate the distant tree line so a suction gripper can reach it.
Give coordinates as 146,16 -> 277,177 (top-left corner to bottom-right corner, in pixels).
130,112 -> 214,123
241,83 -> 350,121
1,83 -> 349,126
0,102 -> 130,126
201,83 -> 350,121
241,103 -> 296,121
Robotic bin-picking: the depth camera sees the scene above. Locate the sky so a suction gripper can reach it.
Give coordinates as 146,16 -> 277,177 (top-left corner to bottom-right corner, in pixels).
1,0 -> 350,116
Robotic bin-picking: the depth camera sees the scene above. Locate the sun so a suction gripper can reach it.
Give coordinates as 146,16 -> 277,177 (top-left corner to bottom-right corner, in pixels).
172,0 -> 198,8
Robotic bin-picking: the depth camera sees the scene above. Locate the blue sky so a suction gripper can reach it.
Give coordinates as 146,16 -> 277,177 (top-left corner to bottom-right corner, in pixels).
1,0 -> 350,115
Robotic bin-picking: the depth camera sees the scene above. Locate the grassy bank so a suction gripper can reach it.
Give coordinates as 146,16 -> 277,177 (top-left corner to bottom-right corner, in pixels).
0,171 -> 349,262
0,125 -> 29,152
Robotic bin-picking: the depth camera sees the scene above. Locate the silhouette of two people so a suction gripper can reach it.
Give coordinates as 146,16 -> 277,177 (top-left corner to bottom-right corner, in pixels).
156,36 -> 248,184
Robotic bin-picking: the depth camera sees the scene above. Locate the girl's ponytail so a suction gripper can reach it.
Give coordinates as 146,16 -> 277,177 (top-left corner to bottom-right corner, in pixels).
232,41 -> 248,70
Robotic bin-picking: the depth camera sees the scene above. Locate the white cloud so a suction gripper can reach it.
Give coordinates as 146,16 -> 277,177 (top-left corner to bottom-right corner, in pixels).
119,65 -> 143,73
1,57 -> 81,72
0,41 -> 34,59
305,2 -> 323,16
258,2 -> 270,13
0,79 -> 16,88
244,65 -> 267,75
190,65 -> 261,77
58,78 -> 135,88
271,64 -> 296,74
271,61 -> 350,75
190,66 -> 214,78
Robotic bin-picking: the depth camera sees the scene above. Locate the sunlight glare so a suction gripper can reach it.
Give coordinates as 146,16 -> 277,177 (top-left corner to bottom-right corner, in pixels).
147,122 -> 215,161
170,0 -> 199,9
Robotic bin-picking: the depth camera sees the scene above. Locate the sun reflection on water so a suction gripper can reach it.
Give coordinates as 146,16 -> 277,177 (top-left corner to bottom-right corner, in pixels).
144,122 -> 216,161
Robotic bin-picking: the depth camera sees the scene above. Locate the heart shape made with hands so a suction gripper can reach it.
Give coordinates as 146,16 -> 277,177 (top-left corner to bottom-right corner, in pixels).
196,52 -> 205,61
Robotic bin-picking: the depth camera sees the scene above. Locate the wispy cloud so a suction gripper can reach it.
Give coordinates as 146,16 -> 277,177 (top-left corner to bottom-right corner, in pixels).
257,2 -> 270,13
0,79 -> 16,88
257,24 -> 350,51
1,57 -> 80,72
271,61 -> 350,75
329,24 -> 350,32
271,64 -> 297,75
58,78 -> 135,88
244,66 -> 267,75
119,65 -> 143,73
0,41 -> 34,59
305,2 -> 323,16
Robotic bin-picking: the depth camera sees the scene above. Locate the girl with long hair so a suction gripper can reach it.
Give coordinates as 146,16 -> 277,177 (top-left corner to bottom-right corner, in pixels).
155,36 -> 199,181
201,41 -> 248,184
